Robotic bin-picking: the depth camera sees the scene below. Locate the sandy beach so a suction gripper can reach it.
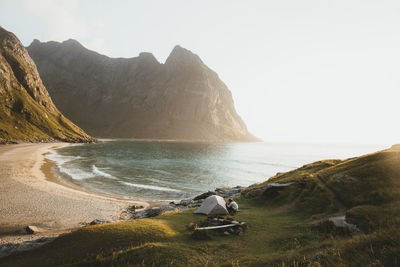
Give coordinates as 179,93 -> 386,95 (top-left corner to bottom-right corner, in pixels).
0,143 -> 148,245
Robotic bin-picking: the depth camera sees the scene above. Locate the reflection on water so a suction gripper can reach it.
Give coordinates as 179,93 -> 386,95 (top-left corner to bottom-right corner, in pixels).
47,141 -> 386,201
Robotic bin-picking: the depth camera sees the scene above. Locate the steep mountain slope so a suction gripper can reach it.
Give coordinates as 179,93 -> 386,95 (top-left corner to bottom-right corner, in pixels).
27,40 -> 257,141
0,26 -> 93,143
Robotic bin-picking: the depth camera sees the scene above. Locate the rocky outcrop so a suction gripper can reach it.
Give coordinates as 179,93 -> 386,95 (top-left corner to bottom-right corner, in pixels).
121,185 -> 246,220
0,27 -> 94,143
27,40 -> 258,141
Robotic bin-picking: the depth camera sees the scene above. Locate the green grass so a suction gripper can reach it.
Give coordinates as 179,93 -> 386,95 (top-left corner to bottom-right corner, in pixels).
0,26 -> 93,143
1,200 -> 323,267
5,198 -> 398,266
2,148 -> 400,266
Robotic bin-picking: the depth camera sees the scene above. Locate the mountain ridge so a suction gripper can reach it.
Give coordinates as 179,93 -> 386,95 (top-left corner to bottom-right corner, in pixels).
27,39 -> 258,142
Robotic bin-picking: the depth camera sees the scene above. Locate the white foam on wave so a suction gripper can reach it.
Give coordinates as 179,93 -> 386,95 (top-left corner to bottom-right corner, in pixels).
92,165 -> 114,178
46,149 -> 93,180
46,149 -> 116,180
59,166 -> 95,180
46,149 -> 82,164
120,181 -> 181,192
60,165 -> 117,180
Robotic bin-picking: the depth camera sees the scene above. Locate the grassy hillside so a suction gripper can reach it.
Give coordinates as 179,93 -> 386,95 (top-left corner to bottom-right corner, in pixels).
0,89 -> 94,143
0,26 -> 94,143
2,147 -> 399,266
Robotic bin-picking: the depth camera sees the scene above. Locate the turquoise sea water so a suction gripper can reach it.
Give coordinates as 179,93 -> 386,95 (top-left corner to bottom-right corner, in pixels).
47,141 -> 386,201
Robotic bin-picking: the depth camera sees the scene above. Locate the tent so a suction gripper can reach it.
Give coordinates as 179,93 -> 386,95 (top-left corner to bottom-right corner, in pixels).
194,195 -> 229,216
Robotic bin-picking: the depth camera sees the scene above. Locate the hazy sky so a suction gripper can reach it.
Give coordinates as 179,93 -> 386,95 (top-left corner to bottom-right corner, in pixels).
1,0 -> 399,145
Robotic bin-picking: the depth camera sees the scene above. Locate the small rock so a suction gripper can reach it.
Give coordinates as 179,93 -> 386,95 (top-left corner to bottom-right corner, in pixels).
329,216 -> 361,234
193,191 -> 216,201
267,183 -> 293,188
128,205 -> 145,213
215,188 -> 228,192
225,187 -> 244,196
146,207 -> 163,217
161,205 -> 178,213
23,226 -> 40,234
179,199 -> 192,206
89,219 -> 112,225
131,207 -> 162,219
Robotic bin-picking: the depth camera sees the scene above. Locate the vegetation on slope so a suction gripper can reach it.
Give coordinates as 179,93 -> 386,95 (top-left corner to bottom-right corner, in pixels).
0,26 -> 94,143
2,147 -> 399,266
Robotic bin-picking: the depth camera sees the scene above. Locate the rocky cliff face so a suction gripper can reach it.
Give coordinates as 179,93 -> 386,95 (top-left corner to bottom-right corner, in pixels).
27,39 -> 257,141
0,27 -> 94,143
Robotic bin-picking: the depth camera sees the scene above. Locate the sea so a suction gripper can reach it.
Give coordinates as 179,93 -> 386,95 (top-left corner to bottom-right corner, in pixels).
46,141 -> 386,202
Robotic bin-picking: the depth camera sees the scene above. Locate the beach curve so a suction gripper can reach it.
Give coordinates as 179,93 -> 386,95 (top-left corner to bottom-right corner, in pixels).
0,143 -> 148,236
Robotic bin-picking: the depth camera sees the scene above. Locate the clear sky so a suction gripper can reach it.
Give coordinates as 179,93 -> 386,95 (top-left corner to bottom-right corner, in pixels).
1,0 -> 399,145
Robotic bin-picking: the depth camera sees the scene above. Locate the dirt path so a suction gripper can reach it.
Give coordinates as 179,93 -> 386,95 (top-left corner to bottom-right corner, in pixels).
316,174 -> 347,215
311,175 -> 364,234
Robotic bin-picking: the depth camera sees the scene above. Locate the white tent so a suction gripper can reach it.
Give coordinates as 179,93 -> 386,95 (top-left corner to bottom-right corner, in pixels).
194,195 -> 229,216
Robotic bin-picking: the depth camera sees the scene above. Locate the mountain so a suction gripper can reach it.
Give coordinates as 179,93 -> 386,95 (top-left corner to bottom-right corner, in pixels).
0,26 -> 94,143
27,39 -> 258,141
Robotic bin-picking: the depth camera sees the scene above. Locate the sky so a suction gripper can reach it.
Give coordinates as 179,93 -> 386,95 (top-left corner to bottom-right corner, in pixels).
1,0 -> 399,145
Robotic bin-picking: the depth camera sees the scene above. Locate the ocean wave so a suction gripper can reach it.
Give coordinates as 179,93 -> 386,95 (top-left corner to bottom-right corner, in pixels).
92,165 -> 114,178
58,165 -> 95,180
46,149 -> 91,180
120,181 -> 181,192
46,149 -> 82,164
46,149 -> 118,180
60,165 -> 117,180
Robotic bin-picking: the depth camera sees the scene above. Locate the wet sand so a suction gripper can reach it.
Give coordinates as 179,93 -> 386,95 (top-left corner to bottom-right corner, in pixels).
0,143 -> 148,241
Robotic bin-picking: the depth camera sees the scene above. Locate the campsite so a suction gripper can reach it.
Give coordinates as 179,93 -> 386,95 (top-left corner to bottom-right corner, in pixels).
192,195 -> 246,238
3,146 -> 400,266
195,195 -> 231,216
1,1 -> 400,266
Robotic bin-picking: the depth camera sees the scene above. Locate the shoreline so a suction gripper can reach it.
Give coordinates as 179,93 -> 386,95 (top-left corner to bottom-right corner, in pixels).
0,142 -> 245,258
42,152 -> 150,203
98,137 -> 262,143
41,151 -> 95,196
0,143 -> 149,249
